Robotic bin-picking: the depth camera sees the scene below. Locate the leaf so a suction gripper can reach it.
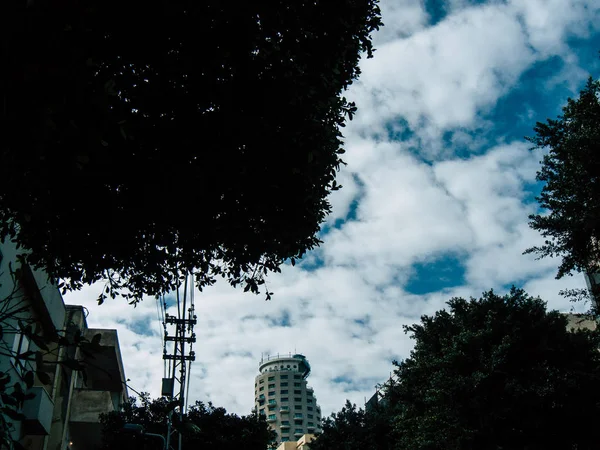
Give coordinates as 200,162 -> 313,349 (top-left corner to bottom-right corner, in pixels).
23,371 -> 34,390
91,333 -> 102,347
60,358 -> 85,371
29,333 -> 49,351
36,371 -> 51,385
0,373 -> 10,389
1,407 -> 26,421
166,400 -> 180,413
35,351 -> 45,371
17,350 -> 35,360
1,394 -> 18,407
79,346 -> 96,360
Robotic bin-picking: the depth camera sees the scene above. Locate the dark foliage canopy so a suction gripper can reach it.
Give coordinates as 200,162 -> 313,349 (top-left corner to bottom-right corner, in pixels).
393,288 -> 600,450
100,394 -> 275,450
525,77 -> 600,279
315,288 -> 600,450
1,0 -> 382,302
310,400 -> 396,450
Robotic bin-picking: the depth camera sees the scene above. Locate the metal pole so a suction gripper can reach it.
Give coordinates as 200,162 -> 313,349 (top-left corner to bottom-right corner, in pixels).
145,432 -> 167,450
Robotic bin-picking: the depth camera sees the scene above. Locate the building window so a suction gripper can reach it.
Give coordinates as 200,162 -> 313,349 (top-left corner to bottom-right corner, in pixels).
268,383 -> 275,389
259,379 -> 264,384
294,390 -> 301,395
268,405 -> 276,411
307,414 -> 313,419
307,399 -> 312,404
295,429 -> 304,434
281,375 -> 288,379
294,382 -> 301,387
307,406 -> 313,411
294,413 -> 303,419
259,394 -> 265,399
268,391 -> 275,396
281,390 -> 288,394
281,382 -> 288,387
269,399 -> 277,404
308,422 -> 314,426
281,437 -> 290,442
268,414 -> 276,420
295,405 -> 302,410
294,397 -> 301,402
259,409 -> 265,415
282,420 -> 290,425
259,386 -> 264,391
294,375 -> 302,380
281,397 -> 289,402
268,376 -> 275,381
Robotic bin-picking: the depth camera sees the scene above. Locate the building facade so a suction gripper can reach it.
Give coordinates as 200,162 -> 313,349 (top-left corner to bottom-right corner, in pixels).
275,433 -> 315,450
254,354 -> 321,444
0,239 -> 128,450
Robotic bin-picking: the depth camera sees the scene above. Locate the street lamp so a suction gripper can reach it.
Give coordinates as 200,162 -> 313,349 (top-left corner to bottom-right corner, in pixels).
122,423 -> 167,450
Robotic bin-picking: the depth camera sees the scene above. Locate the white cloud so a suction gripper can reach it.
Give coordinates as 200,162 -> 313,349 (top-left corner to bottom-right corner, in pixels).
350,2 -> 536,150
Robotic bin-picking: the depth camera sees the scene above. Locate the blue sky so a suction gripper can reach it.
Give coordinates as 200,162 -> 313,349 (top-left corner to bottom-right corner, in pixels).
65,0 -> 600,419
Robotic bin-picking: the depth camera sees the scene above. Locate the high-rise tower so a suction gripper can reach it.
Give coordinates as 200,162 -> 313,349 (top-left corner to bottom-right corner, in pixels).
254,354 -> 322,443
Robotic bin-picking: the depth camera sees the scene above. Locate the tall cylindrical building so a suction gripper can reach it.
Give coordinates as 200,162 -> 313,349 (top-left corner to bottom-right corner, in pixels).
254,353 -> 322,443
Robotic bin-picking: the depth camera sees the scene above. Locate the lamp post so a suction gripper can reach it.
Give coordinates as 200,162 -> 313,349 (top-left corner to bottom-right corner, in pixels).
122,423 -> 167,450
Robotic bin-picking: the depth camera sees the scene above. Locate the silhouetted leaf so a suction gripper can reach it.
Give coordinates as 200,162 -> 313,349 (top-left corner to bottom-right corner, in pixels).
60,358 -> 85,371
1,407 -> 26,421
36,371 -> 51,385
23,371 -> 34,389
92,333 -> 102,347
1,394 -> 18,407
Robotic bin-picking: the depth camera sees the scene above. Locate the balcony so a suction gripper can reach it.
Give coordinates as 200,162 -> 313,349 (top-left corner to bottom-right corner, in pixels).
294,430 -> 305,437
280,423 -> 290,429
267,416 -> 277,423
22,386 -> 54,435
280,406 -> 289,413
268,399 -> 277,405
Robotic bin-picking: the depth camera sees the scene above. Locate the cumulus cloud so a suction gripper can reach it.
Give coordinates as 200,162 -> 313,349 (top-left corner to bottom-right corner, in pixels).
64,0 -> 599,418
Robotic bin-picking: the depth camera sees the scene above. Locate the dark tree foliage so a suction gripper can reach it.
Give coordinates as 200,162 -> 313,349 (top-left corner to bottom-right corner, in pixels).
100,394 -> 275,450
393,288 -> 600,450
1,0 -> 382,303
310,400 -> 396,450
525,77 -> 600,279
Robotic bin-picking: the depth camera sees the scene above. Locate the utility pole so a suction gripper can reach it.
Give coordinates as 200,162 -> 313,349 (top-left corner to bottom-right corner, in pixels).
161,274 -> 197,450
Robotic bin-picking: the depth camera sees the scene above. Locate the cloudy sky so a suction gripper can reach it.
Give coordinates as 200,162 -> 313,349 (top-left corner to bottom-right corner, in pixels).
65,0 -> 600,419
